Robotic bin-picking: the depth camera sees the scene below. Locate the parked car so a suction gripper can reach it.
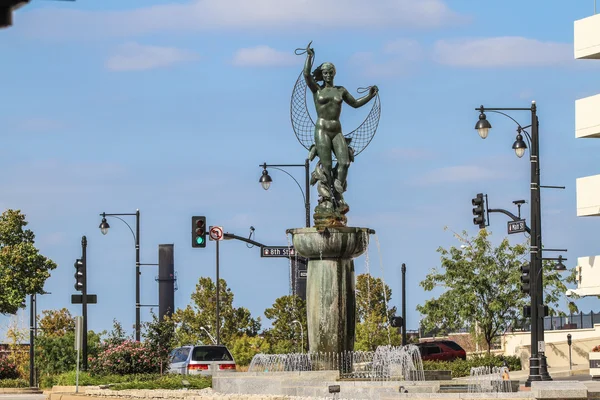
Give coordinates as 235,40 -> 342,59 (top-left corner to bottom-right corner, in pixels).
415,340 -> 466,362
168,345 -> 236,375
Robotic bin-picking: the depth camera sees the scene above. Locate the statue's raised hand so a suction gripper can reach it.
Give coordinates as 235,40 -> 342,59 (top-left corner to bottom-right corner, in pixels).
370,85 -> 379,96
306,41 -> 314,57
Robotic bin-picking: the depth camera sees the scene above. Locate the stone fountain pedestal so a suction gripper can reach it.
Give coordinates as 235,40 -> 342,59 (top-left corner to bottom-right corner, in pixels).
286,227 -> 372,355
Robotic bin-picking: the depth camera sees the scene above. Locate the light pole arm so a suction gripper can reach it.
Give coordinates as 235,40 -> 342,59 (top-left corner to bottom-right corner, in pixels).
260,160 -> 311,227
99,213 -> 137,243
263,166 -> 306,204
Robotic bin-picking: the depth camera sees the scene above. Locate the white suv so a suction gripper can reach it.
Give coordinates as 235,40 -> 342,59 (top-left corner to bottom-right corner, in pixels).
168,345 -> 236,375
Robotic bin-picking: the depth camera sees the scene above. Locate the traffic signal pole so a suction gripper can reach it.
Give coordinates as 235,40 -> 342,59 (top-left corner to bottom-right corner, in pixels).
215,239 -> 220,345
81,236 -> 88,370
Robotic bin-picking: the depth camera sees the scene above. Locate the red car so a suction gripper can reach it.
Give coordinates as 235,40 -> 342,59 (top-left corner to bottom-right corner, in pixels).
415,340 -> 467,361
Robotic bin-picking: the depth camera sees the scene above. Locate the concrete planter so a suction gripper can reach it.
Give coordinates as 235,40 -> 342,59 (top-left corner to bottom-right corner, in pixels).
589,351 -> 600,380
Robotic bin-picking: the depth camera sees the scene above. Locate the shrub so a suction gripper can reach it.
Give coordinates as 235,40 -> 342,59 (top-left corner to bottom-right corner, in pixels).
422,354 -> 521,378
0,378 -> 27,388
0,356 -> 19,379
89,340 -> 162,375
41,371 -> 211,390
109,374 -> 211,390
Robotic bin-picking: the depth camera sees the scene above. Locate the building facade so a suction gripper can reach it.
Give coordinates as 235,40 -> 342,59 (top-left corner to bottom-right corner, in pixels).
570,11 -> 600,297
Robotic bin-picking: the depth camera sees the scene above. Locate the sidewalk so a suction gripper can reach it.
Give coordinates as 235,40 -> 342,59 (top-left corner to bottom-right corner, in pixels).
507,364 -> 589,382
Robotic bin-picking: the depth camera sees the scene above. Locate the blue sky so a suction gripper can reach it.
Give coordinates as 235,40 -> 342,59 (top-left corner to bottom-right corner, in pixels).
2,0 -> 600,340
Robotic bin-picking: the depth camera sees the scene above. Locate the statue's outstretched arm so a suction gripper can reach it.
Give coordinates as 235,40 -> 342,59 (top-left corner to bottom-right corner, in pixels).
342,86 -> 378,109
303,48 -> 320,94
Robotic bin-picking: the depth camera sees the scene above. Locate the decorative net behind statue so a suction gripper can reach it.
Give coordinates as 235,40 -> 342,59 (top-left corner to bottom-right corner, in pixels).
290,71 -> 381,157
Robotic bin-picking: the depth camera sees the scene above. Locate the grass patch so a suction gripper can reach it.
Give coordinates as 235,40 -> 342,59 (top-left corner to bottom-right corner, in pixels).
110,375 -> 211,390
0,378 -> 28,388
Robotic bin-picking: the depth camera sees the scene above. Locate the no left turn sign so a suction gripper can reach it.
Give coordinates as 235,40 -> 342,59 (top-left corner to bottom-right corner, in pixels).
209,226 -> 224,241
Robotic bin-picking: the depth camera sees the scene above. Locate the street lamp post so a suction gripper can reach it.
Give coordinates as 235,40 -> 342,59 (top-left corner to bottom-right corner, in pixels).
98,210 -> 142,341
474,101 -> 550,386
259,159 -> 311,227
292,320 -> 304,353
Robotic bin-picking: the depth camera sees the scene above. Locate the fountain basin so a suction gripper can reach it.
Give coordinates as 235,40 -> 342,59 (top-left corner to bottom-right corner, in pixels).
286,227 -> 374,259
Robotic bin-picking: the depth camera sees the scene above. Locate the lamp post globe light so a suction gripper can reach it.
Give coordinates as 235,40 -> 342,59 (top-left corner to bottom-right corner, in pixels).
99,217 -> 110,235
473,101 -> 550,386
98,210 -> 142,341
259,169 -> 273,190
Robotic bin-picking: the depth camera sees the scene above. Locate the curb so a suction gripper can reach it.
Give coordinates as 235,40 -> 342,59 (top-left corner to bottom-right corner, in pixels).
49,394 -> 122,400
0,387 -> 43,394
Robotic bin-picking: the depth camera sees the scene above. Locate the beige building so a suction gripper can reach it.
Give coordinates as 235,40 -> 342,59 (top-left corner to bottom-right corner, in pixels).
571,9 -> 600,297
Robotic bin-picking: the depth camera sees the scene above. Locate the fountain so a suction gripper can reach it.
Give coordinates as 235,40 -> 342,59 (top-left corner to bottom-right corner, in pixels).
285,41 -> 381,358
247,346 -> 425,381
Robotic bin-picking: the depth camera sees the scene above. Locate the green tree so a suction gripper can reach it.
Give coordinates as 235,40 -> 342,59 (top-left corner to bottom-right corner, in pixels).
356,274 -> 396,322
355,312 -> 402,351
0,210 -> 57,315
5,318 -> 29,379
355,274 -> 400,351
142,312 -> 176,374
229,334 -> 271,366
35,308 -> 101,375
417,229 -> 577,352
263,295 -> 306,354
38,308 -> 75,336
171,277 -> 261,347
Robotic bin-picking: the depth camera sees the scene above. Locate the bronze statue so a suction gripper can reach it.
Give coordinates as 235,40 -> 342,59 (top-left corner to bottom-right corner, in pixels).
292,42 -> 380,228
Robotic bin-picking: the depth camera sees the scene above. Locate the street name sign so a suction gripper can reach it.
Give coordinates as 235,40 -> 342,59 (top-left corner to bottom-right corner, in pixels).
261,246 -> 296,258
507,220 -> 526,234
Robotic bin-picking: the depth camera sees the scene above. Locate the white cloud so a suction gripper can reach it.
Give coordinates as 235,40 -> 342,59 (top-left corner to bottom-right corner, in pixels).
350,38 -> 425,78
414,165 -> 503,185
433,37 -> 572,68
106,42 -> 198,71
16,0 -> 466,39
232,46 -> 298,68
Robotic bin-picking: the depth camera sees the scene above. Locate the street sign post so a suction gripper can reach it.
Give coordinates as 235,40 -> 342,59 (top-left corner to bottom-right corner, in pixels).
508,220 -> 526,234
209,226 -> 224,241
261,246 -> 296,257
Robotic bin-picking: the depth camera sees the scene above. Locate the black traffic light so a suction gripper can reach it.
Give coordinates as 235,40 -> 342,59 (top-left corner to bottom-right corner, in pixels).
74,258 -> 85,292
0,1 -> 29,28
472,193 -> 486,229
192,216 -> 207,248
390,316 -> 403,328
520,263 -> 531,295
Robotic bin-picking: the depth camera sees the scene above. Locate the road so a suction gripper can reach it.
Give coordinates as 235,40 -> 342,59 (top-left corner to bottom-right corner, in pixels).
0,395 -> 45,400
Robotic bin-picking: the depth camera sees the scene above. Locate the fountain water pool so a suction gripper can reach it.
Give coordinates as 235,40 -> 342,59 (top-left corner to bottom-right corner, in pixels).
248,345 -> 424,381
